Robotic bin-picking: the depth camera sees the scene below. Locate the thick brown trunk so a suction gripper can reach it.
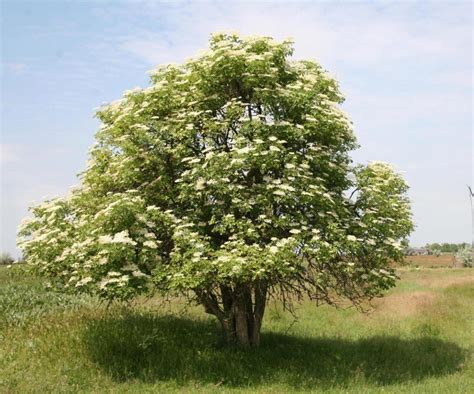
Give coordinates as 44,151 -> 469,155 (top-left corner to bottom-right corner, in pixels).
234,295 -> 250,346
197,283 -> 267,347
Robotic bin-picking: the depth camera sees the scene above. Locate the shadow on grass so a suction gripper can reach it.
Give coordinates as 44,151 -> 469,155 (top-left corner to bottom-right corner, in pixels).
83,312 -> 467,389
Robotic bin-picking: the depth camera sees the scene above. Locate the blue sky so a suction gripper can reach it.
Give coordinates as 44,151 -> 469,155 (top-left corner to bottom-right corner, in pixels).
1,0 -> 472,256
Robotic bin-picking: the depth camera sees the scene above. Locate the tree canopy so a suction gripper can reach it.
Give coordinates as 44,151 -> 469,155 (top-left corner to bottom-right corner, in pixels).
18,32 -> 413,346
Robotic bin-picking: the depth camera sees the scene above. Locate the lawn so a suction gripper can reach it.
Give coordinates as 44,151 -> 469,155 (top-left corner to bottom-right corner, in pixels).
1,262 -> 472,393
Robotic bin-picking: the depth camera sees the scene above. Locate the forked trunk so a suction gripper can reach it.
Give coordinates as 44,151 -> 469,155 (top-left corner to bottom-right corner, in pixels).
197,283 -> 267,347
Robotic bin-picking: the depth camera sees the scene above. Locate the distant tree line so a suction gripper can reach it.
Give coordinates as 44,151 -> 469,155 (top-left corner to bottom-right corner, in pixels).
404,242 -> 469,256
424,243 -> 469,254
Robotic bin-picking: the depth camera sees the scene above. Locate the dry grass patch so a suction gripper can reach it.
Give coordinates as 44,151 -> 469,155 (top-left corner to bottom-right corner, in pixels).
403,254 -> 456,268
370,291 -> 437,319
416,275 -> 474,289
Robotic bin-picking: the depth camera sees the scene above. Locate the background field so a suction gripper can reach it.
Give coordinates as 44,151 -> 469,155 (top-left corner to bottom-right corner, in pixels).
403,254 -> 458,268
1,258 -> 473,393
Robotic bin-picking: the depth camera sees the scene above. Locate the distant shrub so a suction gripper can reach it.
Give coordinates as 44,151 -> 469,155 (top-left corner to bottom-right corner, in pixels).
456,246 -> 473,267
0,252 -> 14,265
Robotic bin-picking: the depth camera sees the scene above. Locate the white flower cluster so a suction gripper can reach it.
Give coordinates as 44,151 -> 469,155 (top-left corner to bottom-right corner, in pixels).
99,272 -> 131,289
98,230 -> 136,246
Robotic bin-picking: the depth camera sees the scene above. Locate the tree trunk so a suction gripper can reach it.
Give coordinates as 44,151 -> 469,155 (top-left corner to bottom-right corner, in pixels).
252,283 -> 267,347
197,283 -> 267,347
234,292 -> 250,346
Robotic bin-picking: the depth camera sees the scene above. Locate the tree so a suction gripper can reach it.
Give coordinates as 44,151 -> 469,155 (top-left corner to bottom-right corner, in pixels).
18,33 -> 413,346
456,246 -> 473,267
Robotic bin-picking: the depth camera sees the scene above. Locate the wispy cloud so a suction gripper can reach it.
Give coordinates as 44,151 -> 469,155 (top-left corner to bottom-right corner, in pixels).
121,34 -> 196,65
113,2 -> 470,71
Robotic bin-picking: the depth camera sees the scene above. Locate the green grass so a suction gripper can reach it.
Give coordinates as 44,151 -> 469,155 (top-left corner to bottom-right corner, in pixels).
0,266 -> 94,330
1,265 -> 473,393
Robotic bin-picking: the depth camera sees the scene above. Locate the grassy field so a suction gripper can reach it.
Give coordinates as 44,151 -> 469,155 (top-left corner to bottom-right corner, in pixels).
1,261 -> 473,393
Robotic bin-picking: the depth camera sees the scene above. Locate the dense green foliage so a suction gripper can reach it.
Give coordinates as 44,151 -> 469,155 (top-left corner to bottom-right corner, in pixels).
18,33 -> 413,345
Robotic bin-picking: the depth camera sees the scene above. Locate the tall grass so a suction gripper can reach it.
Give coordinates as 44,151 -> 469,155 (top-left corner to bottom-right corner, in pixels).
0,265 -> 93,330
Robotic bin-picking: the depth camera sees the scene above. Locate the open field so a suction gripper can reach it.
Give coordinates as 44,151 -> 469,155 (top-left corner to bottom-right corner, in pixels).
403,254 -> 457,268
1,264 -> 473,393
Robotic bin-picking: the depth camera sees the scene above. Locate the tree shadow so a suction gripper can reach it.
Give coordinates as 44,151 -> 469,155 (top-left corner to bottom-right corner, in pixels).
82,312 -> 467,389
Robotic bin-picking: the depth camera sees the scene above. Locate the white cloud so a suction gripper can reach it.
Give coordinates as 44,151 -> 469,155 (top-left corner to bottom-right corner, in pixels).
114,2 -> 470,73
